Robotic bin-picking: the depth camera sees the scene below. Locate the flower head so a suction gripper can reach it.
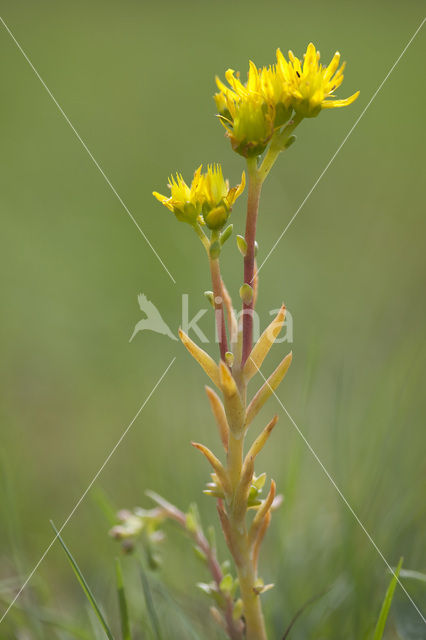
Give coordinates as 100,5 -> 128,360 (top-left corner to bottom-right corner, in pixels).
215,44 -> 359,154
198,164 -> 245,229
277,43 -> 359,117
215,62 -> 279,157
153,166 -> 203,225
153,164 -> 245,230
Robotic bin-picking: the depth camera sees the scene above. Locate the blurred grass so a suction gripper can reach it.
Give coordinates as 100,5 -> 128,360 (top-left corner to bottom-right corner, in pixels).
0,0 -> 425,637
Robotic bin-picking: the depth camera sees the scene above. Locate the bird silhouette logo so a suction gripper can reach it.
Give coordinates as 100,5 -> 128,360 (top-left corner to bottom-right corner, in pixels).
129,294 -> 177,342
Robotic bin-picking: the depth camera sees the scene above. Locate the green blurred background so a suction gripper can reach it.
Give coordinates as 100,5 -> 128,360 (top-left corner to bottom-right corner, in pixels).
1,1 -> 425,638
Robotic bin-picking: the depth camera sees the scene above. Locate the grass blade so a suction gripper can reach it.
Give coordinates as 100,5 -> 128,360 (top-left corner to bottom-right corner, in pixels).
149,579 -> 203,640
372,557 -> 403,640
398,569 -> 426,583
282,589 -> 329,639
115,558 -> 131,640
140,564 -> 162,640
0,591 -> 92,640
50,521 -> 114,640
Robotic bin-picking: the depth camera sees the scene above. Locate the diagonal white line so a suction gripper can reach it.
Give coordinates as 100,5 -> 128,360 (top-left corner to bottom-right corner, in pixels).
251,358 -> 426,624
256,16 -> 426,279
0,357 -> 176,624
0,15 -> 176,285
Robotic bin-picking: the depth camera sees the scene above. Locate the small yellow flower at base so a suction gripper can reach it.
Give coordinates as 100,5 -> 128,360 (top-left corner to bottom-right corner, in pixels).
153,166 -> 203,225
153,165 -> 245,231
276,43 -> 359,118
200,164 -> 245,230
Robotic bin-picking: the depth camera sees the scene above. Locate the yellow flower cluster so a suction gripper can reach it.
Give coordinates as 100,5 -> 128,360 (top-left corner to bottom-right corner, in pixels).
215,42 -> 359,157
153,164 -> 245,229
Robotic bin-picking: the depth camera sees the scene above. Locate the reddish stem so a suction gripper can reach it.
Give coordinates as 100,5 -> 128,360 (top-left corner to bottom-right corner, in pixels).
242,167 -> 262,367
210,256 -> 229,362
194,528 -> 242,640
153,500 -> 243,639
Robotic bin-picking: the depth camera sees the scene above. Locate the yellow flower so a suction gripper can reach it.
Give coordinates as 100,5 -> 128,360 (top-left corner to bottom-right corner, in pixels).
276,42 -> 359,117
199,164 -> 245,229
215,62 -> 277,157
153,165 -> 245,229
215,44 -> 359,153
259,64 -> 293,127
153,165 -> 203,225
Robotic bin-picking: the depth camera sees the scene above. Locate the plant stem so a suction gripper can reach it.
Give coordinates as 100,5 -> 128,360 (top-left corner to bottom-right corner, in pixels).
146,493 -> 244,640
242,157 -> 262,368
194,223 -> 229,362
220,123 -> 305,638
227,432 -> 243,495
210,253 -> 229,362
226,427 -> 268,640
193,222 -> 210,253
241,116 -> 303,368
225,157 -> 269,639
258,114 -> 303,182
194,522 -> 243,640
236,555 -> 267,640
225,389 -> 268,639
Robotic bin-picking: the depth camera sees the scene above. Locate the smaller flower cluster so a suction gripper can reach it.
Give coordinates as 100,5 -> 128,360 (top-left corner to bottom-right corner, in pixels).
110,506 -> 166,563
153,164 -> 245,229
110,493 -> 246,638
215,42 -> 359,156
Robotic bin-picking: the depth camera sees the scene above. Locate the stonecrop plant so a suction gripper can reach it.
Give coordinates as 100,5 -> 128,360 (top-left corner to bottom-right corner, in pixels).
111,43 -> 359,640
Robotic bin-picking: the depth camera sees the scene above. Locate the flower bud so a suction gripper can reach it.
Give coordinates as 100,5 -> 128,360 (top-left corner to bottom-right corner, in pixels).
231,98 -> 274,157
204,290 -> 215,307
284,134 -> 296,149
203,204 -> 229,230
233,599 -> 244,620
220,224 -> 233,245
225,351 -> 234,367
239,283 -> 253,303
236,235 -> 247,256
